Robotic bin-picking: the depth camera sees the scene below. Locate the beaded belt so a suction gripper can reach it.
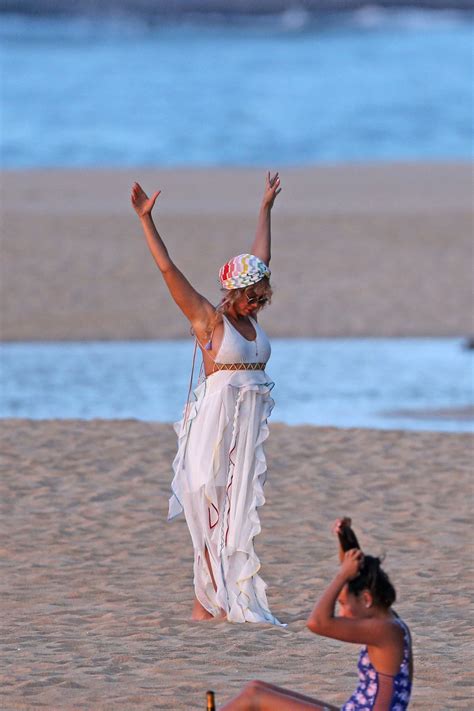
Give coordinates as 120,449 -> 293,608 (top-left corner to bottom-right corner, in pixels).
212,362 -> 266,372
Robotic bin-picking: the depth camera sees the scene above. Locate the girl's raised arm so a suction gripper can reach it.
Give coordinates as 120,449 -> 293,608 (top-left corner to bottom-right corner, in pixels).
250,171 -> 281,266
306,550 -> 393,647
131,182 -> 215,331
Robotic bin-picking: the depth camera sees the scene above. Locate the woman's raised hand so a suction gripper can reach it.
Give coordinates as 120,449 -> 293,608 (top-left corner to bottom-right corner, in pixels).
332,517 -> 352,536
131,182 -> 161,218
262,171 -> 282,209
340,549 -> 364,581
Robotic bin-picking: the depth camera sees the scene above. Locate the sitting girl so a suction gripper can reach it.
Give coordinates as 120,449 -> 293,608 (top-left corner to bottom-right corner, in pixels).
221,518 -> 413,710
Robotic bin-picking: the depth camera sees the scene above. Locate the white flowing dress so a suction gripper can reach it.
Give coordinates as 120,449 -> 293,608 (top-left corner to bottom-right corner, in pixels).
168,315 -> 282,625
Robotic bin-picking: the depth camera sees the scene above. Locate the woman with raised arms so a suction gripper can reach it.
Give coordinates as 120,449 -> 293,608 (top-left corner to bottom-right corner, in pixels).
131,173 -> 283,624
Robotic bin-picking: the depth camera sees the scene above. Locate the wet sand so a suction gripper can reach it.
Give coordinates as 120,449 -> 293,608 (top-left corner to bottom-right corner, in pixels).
1,162 -> 472,340
1,419 -> 472,710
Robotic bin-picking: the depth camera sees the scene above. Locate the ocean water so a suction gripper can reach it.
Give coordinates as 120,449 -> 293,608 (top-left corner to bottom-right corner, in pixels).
1,8 -> 473,167
2,11 -> 472,433
1,339 -> 472,432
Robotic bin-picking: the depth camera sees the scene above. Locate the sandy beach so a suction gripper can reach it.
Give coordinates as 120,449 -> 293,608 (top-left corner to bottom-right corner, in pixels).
1,162 -> 472,340
1,419 -> 472,710
1,162 -> 472,709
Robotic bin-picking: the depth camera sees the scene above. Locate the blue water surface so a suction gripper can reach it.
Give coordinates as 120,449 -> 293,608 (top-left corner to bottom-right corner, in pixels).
1,339 -> 472,432
1,9 -> 473,167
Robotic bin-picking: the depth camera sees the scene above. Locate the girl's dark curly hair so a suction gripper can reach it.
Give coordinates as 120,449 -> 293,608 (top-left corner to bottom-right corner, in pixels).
348,555 -> 396,609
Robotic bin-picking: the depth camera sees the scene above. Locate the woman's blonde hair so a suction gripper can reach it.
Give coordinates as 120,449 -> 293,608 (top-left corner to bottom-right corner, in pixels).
216,276 -> 273,318
197,277 -> 272,342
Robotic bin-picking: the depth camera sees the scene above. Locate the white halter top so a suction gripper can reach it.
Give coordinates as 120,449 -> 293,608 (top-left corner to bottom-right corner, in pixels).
214,315 -> 271,365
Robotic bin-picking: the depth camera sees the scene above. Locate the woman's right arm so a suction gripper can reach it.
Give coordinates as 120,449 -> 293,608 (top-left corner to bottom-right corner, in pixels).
131,183 -> 215,329
307,551 -> 393,647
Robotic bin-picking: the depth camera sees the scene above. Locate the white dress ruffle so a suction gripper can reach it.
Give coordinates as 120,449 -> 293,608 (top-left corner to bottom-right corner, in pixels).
168,368 -> 283,625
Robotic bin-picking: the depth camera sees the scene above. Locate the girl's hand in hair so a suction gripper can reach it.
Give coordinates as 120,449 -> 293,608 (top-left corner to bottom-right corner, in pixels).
332,517 -> 352,536
262,171 -> 281,209
340,549 -> 364,581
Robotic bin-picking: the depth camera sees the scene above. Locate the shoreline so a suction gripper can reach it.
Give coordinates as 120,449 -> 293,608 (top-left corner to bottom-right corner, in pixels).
0,334 -> 471,342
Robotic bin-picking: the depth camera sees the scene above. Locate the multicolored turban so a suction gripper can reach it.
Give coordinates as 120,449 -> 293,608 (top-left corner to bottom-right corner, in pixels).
218,253 -> 271,290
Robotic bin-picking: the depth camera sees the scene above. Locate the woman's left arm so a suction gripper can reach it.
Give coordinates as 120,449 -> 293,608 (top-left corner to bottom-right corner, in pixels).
251,171 -> 281,265
307,550 -> 390,647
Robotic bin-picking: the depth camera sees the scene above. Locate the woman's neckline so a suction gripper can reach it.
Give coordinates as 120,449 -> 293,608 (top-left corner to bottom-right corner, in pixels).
223,314 -> 257,343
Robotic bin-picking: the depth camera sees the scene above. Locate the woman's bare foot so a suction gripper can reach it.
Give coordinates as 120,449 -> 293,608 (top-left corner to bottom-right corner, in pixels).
191,598 -> 215,621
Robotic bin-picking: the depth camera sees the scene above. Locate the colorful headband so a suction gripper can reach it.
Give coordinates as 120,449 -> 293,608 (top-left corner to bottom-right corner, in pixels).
219,253 -> 271,290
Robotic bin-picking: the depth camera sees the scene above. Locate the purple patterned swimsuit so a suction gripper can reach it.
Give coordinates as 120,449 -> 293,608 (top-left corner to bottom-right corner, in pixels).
341,617 -> 412,711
